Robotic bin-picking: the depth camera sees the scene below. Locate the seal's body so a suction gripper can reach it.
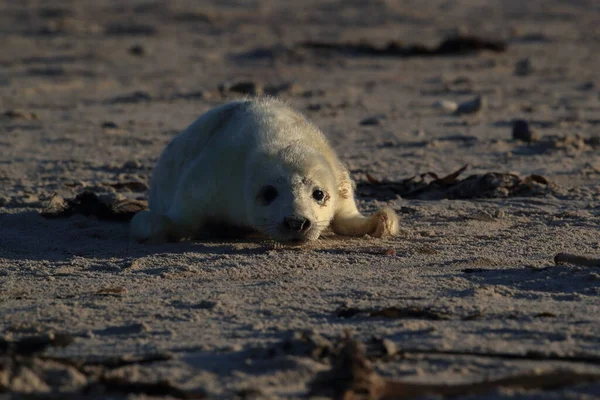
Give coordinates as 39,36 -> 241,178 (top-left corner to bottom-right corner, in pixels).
130,98 -> 399,244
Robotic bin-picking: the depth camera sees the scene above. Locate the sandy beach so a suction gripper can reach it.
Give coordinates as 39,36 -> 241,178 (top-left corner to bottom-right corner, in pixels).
1,0 -> 599,398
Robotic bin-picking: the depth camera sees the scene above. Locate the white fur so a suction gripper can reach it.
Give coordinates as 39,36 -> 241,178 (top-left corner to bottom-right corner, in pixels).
130,98 -> 399,244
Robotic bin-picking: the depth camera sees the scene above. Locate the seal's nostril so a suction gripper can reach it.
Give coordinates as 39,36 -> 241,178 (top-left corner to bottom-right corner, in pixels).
301,219 -> 311,231
283,216 -> 310,232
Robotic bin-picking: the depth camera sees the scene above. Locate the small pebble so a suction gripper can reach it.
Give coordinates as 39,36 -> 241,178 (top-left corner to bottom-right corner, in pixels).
381,338 -> 397,356
43,193 -> 67,213
514,57 -> 534,76
359,115 -> 386,126
469,210 -> 496,222
512,119 -> 540,143
101,121 -> 118,129
494,209 -> 506,219
264,82 -> 303,96
383,248 -> 396,256
432,100 -> 458,113
577,81 -> 595,91
110,91 -> 151,104
129,44 -> 145,56
219,81 -> 263,96
454,95 -> 486,115
122,160 -> 142,169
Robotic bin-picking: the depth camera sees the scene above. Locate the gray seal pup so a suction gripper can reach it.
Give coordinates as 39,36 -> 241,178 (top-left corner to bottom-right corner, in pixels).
130,98 -> 399,244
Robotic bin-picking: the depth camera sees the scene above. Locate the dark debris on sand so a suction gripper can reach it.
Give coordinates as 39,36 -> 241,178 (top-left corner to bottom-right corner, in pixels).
308,335 -> 600,400
300,35 -> 506,57
0,333 -> 204,398
40,191 -> 147,222
39,164 -> 555,224
236,35 -> 506,63
358,165 -> 555,201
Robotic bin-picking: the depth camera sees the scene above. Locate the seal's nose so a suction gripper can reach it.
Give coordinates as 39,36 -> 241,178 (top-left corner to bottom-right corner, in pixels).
283,215 -> 311,232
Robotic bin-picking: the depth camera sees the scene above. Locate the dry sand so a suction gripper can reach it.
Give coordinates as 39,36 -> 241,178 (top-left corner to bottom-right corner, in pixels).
0,0 -> 599,398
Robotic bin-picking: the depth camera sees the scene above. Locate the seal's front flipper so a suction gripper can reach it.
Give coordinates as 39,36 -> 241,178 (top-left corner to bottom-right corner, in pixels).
331,205 -> 399,238
130,210 -> 178,243
368,207 -> 400,238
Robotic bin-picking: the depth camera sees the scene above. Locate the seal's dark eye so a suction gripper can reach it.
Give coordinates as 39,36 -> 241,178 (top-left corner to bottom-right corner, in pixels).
312,189 -> 325,203
259,185 -> 278,205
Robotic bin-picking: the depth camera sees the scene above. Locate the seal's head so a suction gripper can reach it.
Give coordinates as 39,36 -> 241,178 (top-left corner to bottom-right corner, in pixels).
245,144 -> 337,243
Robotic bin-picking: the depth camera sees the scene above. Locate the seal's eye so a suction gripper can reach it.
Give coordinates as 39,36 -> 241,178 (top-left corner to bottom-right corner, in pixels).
259,185 -> 278,205
312,189 -> 325,203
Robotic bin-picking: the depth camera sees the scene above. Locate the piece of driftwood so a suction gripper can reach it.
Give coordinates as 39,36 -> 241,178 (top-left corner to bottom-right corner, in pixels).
309,336 -> 600,400
40,191 -> 147,222
300,35 -> 506,57
359,165 -> 554,200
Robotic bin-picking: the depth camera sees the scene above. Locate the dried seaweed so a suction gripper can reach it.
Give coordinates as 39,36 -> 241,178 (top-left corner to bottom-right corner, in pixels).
309,336 -> 600,400
237,35 -> 505,63
40,191 -> 147,222
300,35 -> 506,57
358,165 -> 555,200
